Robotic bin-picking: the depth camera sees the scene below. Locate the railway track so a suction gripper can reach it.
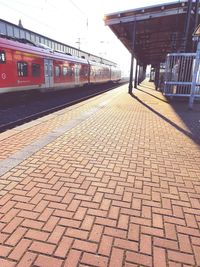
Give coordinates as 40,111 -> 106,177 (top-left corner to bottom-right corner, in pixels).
0,82 -> 127,133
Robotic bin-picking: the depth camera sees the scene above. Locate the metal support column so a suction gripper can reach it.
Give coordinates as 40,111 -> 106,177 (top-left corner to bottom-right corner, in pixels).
184,0 -> 193,52
189,40 -> 200,109
193,0 -> 200,51
128,53 -> 134,94
155,64 -> 160,90
138,64 -> 142,85
194,0 -> 200,30
134,60 -> 138,89
128,20 -> 136,94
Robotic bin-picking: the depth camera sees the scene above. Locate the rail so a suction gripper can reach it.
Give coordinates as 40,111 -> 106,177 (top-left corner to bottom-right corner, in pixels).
163,52 -> 200,106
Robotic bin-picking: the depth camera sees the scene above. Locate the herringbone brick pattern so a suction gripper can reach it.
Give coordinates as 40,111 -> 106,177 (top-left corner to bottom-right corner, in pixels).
0,82 -> 200,266
0,89 -> 120,160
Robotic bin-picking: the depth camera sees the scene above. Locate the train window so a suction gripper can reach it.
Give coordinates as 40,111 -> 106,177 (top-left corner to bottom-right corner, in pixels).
45,64 -> 48,76
55,66 -> 61,77
0,51 -> 6,64
32,63 -> 40,77
63,66 -> 68,76
80,66 -> 88,77
17,62 -> 28,77
68,67 -> 74,76
49,65 -> 53,77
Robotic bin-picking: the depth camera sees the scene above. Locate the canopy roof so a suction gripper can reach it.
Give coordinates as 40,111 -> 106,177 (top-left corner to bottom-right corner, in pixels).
104,1 -> 199,65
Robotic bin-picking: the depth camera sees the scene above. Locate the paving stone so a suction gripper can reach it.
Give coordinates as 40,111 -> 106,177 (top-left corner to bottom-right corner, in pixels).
0,82 -> 199,266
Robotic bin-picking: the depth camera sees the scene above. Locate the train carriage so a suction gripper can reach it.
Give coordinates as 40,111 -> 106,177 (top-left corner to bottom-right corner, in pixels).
0,36 -> 121,94
89,60 -> 111,84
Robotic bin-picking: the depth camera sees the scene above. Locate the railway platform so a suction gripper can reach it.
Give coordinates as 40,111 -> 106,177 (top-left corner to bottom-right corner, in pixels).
0,81 -> 200,267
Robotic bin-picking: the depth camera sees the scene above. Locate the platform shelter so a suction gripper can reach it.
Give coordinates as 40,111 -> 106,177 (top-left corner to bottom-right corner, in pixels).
104,1 -> 200,92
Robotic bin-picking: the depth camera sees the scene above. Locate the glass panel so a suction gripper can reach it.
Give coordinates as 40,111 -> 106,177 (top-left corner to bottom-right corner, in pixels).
7,25 -> 14,37
14,27 -> 20,38
25,32 -> 30,40
49,65 -> 53,76
40,37 -> 44,44
55,66 -> 61,76
32,63 -> 40,77
20,29 -> 25,39
45,64 -> 48,76
30,34 -> 35,42
51,42 -> 55,50
35,36 -> 40,43
64,46 -> 67,53
63,66 -> 67,76
0,21 -> 6,35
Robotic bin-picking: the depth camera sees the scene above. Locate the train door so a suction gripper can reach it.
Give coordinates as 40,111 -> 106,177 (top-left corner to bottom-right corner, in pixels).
44,59 -> 53,88
75,64 -> 80,85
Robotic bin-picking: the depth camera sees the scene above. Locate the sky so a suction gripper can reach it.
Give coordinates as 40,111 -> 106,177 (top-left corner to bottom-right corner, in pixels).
0,0 -> 176,75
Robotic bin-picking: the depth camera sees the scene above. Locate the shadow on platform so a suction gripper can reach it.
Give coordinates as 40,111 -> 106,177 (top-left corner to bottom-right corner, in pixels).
130,83 -> 200,145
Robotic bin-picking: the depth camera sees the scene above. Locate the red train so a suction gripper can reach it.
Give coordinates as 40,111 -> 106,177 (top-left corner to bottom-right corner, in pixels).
0,36 -> 121,94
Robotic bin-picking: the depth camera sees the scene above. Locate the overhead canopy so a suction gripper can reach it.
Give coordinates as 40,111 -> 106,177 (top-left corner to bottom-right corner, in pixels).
104,1 -> 199,66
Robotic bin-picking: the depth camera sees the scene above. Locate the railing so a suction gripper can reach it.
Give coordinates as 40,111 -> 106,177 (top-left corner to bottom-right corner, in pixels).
163,53 -> 200,99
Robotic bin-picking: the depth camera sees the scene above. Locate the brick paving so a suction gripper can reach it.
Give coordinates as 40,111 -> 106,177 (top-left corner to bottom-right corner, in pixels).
0,81 -> 200,267
0,89 -> 118,161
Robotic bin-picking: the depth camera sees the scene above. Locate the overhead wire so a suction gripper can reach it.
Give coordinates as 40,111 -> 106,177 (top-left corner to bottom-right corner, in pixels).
0,0 -> 57,31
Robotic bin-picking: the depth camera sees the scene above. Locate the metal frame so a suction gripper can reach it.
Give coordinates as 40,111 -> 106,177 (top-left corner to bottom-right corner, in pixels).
163,52 -> 200,108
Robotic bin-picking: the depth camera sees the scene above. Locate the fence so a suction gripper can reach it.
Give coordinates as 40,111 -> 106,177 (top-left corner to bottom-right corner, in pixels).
163,53 -> 200,98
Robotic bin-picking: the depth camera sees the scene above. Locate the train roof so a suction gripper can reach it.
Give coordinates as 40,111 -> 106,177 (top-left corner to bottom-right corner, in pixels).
0,36 -> 88,64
